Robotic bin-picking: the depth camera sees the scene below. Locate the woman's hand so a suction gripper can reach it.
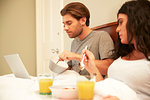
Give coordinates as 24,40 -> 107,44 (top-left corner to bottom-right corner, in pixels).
82,50 -> 99,75
82,49 -> 104,81
103,95 -> 120,100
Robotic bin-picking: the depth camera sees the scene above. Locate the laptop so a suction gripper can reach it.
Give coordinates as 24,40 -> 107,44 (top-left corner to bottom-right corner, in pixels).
4,54 -> 31,79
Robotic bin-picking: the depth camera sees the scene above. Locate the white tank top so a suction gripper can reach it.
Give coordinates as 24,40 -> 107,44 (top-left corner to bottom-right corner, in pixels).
108,57 -> 150,100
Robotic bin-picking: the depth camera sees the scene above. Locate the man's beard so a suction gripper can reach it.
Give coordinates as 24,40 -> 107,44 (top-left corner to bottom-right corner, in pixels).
72,28 -> 83,38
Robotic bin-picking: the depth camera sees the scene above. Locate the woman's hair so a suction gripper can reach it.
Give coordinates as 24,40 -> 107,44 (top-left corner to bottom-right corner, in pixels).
112,0 -> 150,60
60,2 -> 90,26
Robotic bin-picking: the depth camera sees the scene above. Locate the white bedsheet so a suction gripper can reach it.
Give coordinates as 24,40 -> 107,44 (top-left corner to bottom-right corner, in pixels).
0,74 -> 52,100
0,72 -> 139,100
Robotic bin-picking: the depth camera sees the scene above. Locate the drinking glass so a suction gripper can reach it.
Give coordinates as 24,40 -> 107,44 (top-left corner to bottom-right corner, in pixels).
38,73 -> 54,95
77,75 -> 95,100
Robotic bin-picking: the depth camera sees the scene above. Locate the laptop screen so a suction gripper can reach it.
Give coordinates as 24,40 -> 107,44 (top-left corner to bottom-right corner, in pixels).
4,54 -> 31,79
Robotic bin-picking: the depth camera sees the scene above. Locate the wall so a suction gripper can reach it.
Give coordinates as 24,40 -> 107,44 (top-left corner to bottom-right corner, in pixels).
0,0 -> 36,76
63,0 -> 128,51
0,0 -> 129,76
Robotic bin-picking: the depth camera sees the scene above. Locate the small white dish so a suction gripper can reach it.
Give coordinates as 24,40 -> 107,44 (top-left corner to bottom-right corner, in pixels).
49,85 -> 78,99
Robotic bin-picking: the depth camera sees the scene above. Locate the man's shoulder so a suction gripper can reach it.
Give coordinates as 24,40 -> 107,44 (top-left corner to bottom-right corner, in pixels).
90,30 -> 110,38
92,30 -> 109,35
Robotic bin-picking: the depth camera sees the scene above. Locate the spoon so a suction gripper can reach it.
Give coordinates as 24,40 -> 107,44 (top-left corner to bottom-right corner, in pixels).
80,46 -> 88,70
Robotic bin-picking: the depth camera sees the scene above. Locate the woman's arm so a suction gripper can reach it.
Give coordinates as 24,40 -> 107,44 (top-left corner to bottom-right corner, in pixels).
83,49 -> 104,82
103,95 -> 120,100
95,59 -> 114,75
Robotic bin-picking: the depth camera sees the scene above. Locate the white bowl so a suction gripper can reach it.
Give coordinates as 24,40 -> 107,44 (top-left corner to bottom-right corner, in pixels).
50,85 -> 78,99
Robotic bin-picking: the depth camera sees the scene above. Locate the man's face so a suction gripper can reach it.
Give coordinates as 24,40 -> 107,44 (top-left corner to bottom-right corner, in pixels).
62,14 -> 83,38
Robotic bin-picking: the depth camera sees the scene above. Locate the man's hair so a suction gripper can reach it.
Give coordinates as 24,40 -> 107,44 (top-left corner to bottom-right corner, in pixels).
60,2 -> 90,26
112,0 -> 150,60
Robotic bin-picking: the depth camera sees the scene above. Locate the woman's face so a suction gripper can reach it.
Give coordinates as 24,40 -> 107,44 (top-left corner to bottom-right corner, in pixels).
116,14 -> 128,44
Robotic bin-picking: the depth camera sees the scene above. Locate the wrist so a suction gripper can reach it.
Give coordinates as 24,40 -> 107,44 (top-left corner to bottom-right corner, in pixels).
74,54 -> 82,61
90,71 -> 103,82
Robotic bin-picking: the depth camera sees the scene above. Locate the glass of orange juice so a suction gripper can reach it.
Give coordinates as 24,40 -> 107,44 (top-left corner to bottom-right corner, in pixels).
38,73 -> 53,95
77,79 -> 95,100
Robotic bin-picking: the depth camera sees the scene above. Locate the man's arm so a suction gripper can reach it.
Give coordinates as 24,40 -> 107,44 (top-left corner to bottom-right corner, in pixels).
96,31 -> 114,76
95,59 -> 114,75
59,50 -> 82,61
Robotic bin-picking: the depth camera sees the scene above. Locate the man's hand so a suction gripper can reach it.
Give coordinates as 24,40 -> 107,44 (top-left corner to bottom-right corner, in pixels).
59,50 -> 81,61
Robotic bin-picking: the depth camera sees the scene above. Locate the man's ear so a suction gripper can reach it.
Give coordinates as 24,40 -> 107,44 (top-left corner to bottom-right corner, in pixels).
80,17 -> 86,26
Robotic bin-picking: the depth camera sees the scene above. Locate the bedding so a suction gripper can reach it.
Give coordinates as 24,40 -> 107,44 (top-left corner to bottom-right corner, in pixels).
0,74 -> 52,100
0,73 -> 139,100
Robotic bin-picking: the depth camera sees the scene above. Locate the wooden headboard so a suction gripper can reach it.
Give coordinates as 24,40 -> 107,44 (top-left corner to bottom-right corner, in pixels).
92,22 -> 118,43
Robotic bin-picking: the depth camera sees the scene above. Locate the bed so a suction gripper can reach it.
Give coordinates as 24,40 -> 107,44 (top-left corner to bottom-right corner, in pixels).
0,22 -> 139,100
92,21 -> 118,44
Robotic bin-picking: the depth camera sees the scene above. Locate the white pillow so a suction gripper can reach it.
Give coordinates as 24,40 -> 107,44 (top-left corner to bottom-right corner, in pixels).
94,78 -> 139,100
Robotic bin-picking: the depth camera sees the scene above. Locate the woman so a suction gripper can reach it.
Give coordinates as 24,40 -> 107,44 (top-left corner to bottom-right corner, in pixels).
83,0 -> 150,100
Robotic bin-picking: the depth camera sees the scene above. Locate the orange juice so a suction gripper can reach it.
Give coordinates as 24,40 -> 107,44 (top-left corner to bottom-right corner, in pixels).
39,79 -> 53,95
77,81 -> 95,100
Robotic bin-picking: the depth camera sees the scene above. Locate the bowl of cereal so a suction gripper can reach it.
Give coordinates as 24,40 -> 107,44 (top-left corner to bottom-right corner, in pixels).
50,85 -> 78,99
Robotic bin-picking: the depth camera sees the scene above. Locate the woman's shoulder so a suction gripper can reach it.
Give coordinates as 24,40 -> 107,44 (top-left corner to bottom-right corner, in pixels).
119,56 -> 150,63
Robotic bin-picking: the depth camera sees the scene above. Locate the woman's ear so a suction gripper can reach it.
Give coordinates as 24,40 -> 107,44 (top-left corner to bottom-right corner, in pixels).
80,17 -> 86,26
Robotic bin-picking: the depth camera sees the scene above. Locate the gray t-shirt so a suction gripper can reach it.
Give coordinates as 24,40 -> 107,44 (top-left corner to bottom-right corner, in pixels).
68,30 -> 114,75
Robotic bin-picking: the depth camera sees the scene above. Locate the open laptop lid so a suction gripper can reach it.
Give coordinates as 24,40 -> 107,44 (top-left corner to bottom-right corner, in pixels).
4,54 -> 31,79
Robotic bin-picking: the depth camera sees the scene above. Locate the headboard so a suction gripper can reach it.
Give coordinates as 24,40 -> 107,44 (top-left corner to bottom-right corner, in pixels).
92,21 -> 118,43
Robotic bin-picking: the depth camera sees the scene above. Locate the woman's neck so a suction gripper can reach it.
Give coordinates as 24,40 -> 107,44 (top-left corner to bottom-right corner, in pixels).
123,50 -> 145,60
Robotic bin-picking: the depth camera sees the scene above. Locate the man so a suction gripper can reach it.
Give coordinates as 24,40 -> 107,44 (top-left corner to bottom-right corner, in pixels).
59,2 -> 114,76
